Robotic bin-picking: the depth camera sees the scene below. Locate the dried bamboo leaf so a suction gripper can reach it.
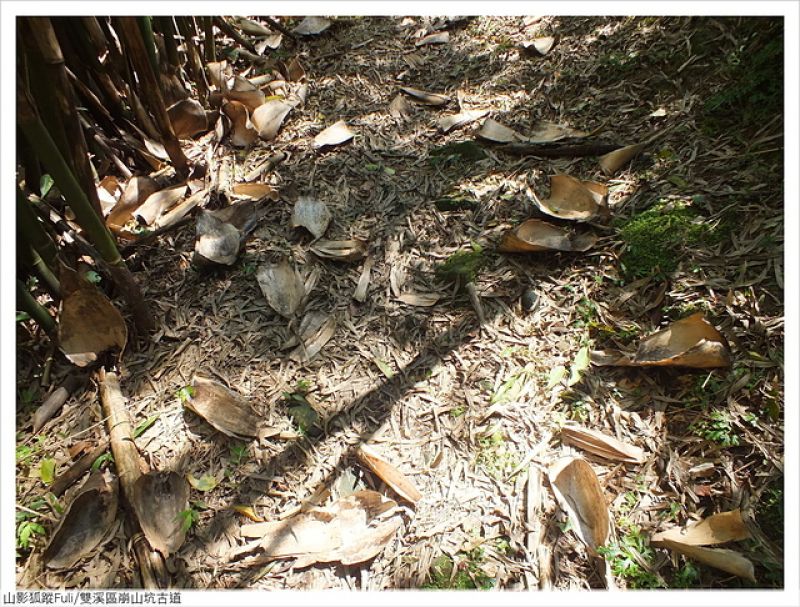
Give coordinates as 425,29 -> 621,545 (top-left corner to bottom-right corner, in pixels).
293,16 -> 332,35
143,137 -> 169,160
521,36 -> 556,56
44,472 -> 118,569
399,86 -> 450,106
313,120 -> 355,148
231,17 -> 273,37
599,143 -> 646,176
388,94 -> 413,118
130,471 -> 189,557
416,31 -> 450,46
353,257 -> 374,302
241,490 -> 401,568
633,313 -> 732,368
357,444 -> 422,503
225,88 -> 266,114
528,120 -> 587,143
156,188 -> 209,229
106,176 -> 159,231
436,109 -> 490,133
134,185 -> 187,225
548,457 -> 611,555
207,60 -> 229,91
291,197 -> 331,239
221,100 -> 258,147
255,33 -> 283,52
186,375 -> 259,439
651,510 -> 751,546
561,423 -> 646,464
58,267 -> 128,367
476,118 -> 528,143
289,314 -> 337,362
498,219 -> 598,253
654,540 -> 756,582
397,292 -> 441,307
231,504 -> 265,522
256,261 -> 305,318
310,239 -> 367,262
534,174 -> 608,221
251,99 -> 293,141
167,98 -> 208,139
590,349 -> 635,366
231,183 -> 279,200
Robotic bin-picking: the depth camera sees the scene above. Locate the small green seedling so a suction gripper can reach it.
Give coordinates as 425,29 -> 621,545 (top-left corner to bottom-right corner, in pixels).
436,244 -> 488,325
176,385 -> 196,403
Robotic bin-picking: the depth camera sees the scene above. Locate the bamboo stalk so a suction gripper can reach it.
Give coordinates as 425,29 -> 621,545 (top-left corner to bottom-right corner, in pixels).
49,441 -> 108,497
24,17 -> 104,219
33,373 -> 87,434
19,130 -> 43,197
136,17 -> 159,76
203,17 -> 216,62
175,16 -> 208,100
114,16 -> 189,177
22,246 -> 61,301
17,187 -> 59,270
17,279 -> 56,335
18,86 -> 155,333
154,17 -> 181,76
99,369 -> 169,589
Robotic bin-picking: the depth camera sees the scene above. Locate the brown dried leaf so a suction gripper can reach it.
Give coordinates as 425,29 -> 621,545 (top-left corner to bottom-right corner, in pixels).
167,98 -> 208,139
651,510 -> 751,546
291,197 -> 331,239
388,94 -> 413,119
255,34 -> 283,53
44,472 -> 118,569
548,457 -> 611,555
353,257 -> 374,303
186,375 -> 259,439
285,56 -> 306,82
633,313 -> 731,368
293,16 -> 332,36
156,188 -> 209,230
521,36 -> 556,56
231,17 -> 273,37
560,423 -> 646,464
231,183 -> 279,201
313,120 -> 355,149
289,314 -> 337,362
207,60 -> 229,91
310,239 -> 367,262
231,504 -> 264,523
498,219 -> 598,253
106,176 -> 159,231
476,118 -> 528,143
143,137 -> 169,161
534,174 -> 608,221
599,143 -> 646,176
221,100 -> 258,148
240,490 -> 401,568
397,292 -> 441,307
416,31 -> 450,46
134,184 -> 187,226
654,541 -> 756,582
251,99 -> 293,141
58,267 -> 128,367
357,444 -> 422,503
437,109 -> 490,133
130,471 -> 189,557
399,86 -> 450,106
256,261 -> 305,318
97,176 -> 121,215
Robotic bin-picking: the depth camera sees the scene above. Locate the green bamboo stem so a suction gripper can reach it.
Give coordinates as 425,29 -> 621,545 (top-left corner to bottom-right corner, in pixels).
19,129 -> 43,197
136,17 -> 160,78
17,187 -> 59,271
24,17 -> 104,219
114,16 -> 189,177
17,279 -> 56,335
18,86 -> 154,333
23,246 -> 61,300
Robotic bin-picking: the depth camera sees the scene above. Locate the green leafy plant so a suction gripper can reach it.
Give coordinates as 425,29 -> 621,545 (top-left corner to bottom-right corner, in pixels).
91,452 -> 114,472
423,548 -> 495,590
133,415 -> 159,439
598,525 -> 664,589
178,507 -> 200,533
435,244 -> 486,287
691,409 -> 740,447
176,385 -> 196,403
229,443 -> 249,467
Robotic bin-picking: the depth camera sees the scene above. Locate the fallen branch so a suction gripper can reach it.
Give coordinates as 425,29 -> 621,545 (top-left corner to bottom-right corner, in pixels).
33,373 -> 87,432
120,215 -> 194,257
244,151 -> 287,182
260,16 -> 297,41
50,441 -> 108,497
497,141 -> 623,157
214,17 -> 259,54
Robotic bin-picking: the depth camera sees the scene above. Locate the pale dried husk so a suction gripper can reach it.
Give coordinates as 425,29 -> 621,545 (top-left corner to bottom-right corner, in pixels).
560,423 -> 646,464
256,261 -> 306,318
651,509 -> 751,546
44,472 -> 118,569
291,197 -> 331,239
534,174 -> 608,221
221,100 -> 258,147
437,109 -> 490,133
399,86 -> 450,106
599,143 -> 645,176
313,120 -> 355,148
310,239 -> 367,261
58,267 -> 128,367
251,99 -> 293,141
498,219 -> 598,253
357,445 -> 422,503
476,118 -> 528,143
167,98 -> 208,139
185,375 -> 259,439
130,471 -> 189,556
293,16 -> 332,36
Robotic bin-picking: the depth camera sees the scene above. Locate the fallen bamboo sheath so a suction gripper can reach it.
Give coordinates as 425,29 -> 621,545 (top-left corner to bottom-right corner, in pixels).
50,441 -> 108,497
99,368 -> 169,589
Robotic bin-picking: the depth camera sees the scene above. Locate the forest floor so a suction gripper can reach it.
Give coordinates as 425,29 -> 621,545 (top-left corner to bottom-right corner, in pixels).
15,15 -> 785,591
